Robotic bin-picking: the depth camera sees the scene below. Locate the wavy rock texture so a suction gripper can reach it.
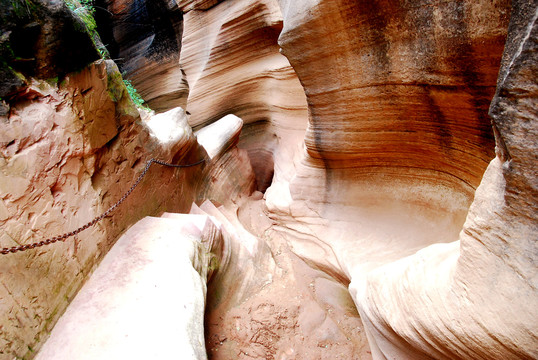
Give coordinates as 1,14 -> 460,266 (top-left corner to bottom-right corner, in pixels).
179,0 -> 308,193
177,0 -> 225,11
273,0 -> 511,277
273,0 -> 537,359
352,5 -> 538,359
98,0 -> 189,112
0,60 -> 203,359
278,0 -> 510,202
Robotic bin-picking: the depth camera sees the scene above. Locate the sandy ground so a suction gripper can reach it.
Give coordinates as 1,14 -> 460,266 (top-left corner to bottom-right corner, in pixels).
204,197 -> 372,360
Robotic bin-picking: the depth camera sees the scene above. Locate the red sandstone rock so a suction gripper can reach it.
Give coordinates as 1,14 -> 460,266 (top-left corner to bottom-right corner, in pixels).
0,60 -> 202,358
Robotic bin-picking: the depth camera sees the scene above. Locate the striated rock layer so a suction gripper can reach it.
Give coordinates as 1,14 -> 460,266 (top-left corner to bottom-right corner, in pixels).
98,0 -> 189,112
179,0 -> 308,193
352,3 -> 538,358
264,0 -> 513,291
273,0 -> 537,359
278,0 -> 510,202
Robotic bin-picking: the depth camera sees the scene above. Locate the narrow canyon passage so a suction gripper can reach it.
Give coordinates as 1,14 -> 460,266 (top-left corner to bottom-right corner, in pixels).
1,0 -> 536,359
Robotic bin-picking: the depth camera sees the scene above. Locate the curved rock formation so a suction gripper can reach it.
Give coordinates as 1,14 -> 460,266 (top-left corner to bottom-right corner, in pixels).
179,0 -> 308,193
278,0 -> 510,200
35,214 -> 221,360
352,5 -> 538,358
272,0 -> 511,275
275,0 -> 537,359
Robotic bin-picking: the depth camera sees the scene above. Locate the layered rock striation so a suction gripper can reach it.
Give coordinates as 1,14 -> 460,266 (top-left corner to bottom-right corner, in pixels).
179,0 -> 308,193
2,0 -> 537,359
352,4 -> 538,358
278,0 -> 510,201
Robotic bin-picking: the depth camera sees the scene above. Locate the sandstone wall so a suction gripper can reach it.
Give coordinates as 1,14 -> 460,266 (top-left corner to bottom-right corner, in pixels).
0,57 -> 203,358
351,3 -> 538,358
179,0 -> 308,193
271,1 -> 537,358
278,0 -> 510,207
101,0 -> 309,194
270,0 -> 512,282
97,0 -> 189,112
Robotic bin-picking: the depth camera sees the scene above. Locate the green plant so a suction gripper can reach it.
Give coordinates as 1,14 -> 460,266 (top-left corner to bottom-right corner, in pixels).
123,79 -> 150,110
64,0 -> 95,32
63,0 -> 110,58
11,0 -> 39,19
63,0 -> 149,110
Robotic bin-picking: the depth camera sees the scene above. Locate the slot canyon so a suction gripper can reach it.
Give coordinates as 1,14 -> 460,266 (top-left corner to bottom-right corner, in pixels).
0,0 -> 537,359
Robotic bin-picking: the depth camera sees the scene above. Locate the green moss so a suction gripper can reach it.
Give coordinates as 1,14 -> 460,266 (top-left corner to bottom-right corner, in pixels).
64,0 -> 95,31
63,1 -> 149,110
208,252 -> 220,274
106,67 -> 125,102
11,0 -> 40,19
46,76 -> 59,85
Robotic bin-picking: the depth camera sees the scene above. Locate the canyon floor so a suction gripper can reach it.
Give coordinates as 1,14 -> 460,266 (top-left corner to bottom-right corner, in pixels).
205,196 -> 373,360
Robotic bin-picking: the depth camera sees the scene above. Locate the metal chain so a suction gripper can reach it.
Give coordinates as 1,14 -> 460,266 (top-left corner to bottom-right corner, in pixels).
0,158 -> 204,255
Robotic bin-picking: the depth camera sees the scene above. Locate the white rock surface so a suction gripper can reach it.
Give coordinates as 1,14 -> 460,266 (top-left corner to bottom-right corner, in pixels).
36,215 -> 220,360
145,107 -> 193,146
195,114 -> 243,159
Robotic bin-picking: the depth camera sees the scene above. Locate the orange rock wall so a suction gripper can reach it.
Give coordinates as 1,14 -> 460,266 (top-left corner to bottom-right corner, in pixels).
279,0 -> 510,200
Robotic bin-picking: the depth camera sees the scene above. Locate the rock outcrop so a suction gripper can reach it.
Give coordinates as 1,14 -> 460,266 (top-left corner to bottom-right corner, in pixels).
0,0 -> 99,100
0,57 -> 203,358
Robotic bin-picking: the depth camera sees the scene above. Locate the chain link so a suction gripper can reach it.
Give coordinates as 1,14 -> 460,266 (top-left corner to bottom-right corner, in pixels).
1,158 -> 204,255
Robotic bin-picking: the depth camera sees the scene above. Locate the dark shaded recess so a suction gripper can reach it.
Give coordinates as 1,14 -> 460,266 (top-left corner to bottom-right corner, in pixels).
253,152 -> 274,193
0,0 -> 99,99
144,0 -> 181,61
102,0 -> 182,74
238,121 -> 276,194
94,0 -> 119,59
